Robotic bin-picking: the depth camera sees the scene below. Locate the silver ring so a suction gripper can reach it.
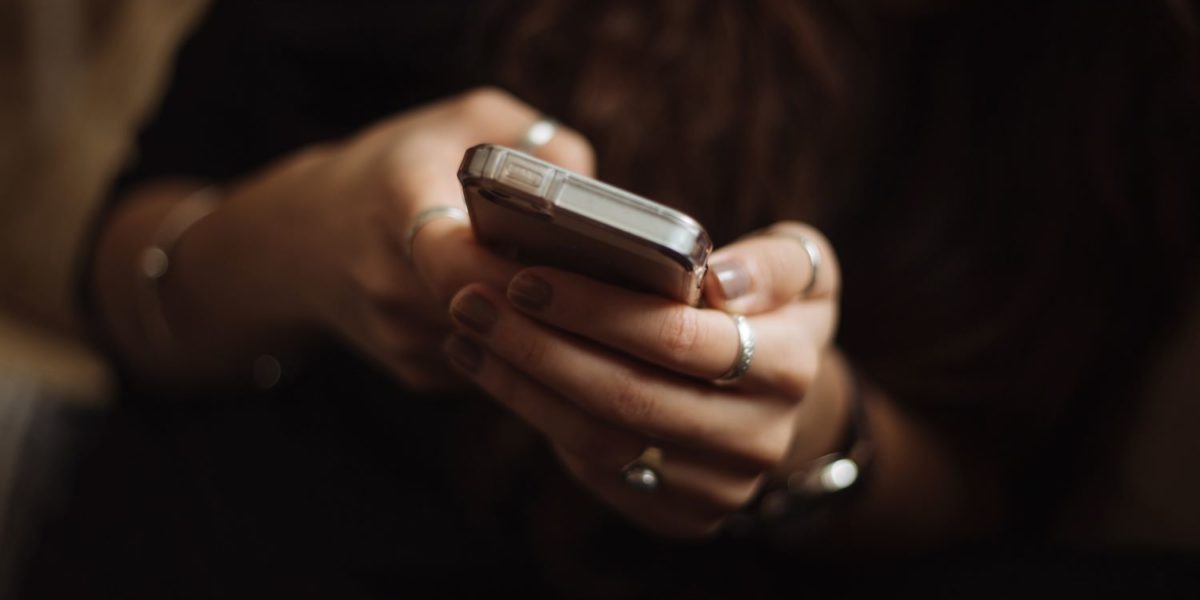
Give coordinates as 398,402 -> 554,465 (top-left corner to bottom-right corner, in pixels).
621,446 -> 663,493
773,232 -> 822,296
404,206 -> 468,265
715,314 -> 755,383
516,117 -> 557,153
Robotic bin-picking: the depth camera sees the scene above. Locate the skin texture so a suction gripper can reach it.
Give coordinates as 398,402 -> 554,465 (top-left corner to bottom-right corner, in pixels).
94,87 -> 977,544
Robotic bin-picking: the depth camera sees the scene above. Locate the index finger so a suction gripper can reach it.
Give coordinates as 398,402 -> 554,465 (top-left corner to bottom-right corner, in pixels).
412,220 -> 525,303
703,222 -> 840,315
432,87 -> 596,176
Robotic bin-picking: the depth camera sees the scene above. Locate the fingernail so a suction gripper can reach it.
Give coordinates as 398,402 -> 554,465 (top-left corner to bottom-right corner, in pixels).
444,335 -> 483,373
450,292 -> 498,335
508,273 -> 552,312
709,258 -> 751,301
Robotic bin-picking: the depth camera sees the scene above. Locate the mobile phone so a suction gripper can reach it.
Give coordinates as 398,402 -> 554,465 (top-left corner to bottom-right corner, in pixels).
458,144 -> 712,305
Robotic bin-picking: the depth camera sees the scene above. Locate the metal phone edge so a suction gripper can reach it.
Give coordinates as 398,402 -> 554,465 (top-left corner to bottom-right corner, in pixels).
458,144 -> 712,271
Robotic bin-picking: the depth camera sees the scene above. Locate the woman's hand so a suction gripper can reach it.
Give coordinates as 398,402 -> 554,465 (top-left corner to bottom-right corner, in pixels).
443,222 -> 848,536
96,87 -> 594,388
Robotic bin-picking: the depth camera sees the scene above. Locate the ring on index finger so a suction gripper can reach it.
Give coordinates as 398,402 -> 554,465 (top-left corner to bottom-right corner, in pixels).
404,206 -> 468,266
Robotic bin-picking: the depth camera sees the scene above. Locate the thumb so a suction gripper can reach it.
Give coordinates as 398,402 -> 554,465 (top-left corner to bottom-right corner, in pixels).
703,222 -> 839,314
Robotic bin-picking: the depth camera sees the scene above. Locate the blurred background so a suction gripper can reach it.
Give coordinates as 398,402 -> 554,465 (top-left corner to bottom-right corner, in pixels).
0,1 -> 205,596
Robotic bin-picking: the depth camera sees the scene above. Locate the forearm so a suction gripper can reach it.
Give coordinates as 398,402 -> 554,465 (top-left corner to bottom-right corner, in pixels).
91,181 -> 311,388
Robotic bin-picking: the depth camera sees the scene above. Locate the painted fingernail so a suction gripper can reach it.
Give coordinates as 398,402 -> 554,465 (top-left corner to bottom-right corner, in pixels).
444,335 -> 483,373
508,273 -> 552,312
450,292 -> 498,335
709,258 -> 751,301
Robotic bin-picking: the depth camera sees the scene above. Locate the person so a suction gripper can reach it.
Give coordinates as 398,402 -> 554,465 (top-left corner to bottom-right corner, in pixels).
27,0 -> 1200,596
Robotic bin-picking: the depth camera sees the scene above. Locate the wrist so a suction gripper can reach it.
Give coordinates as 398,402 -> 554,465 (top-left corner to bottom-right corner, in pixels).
96,182 -> 316,387
134,187 -> 220,352
725,348 -> 873,541
166,185 -> 318,353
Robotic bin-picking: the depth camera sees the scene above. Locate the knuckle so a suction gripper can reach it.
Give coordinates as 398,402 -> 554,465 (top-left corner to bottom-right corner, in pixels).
775,372 -> 811,401
772,221 -> 823,245
514,335 -> 551,372
457,86 -> 513,116
352,263 -> 399,305
608,370 -> 656,426
774,359 -> 814,400
780,340 -> 821,398
738,427 -> 793,470
554,129 -> 597,172
657,306 -> 703,363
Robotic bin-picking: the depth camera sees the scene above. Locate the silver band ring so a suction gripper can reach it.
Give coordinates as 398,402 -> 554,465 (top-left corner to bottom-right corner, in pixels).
404,206 -> 468,265
516,117 -> 558,153
774,232 -> 822,296
715,314 -> 756,384
621,446 -> 664,493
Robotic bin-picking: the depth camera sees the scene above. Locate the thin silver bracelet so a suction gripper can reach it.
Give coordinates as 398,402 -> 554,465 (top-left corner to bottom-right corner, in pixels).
135,187 -> 221,353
